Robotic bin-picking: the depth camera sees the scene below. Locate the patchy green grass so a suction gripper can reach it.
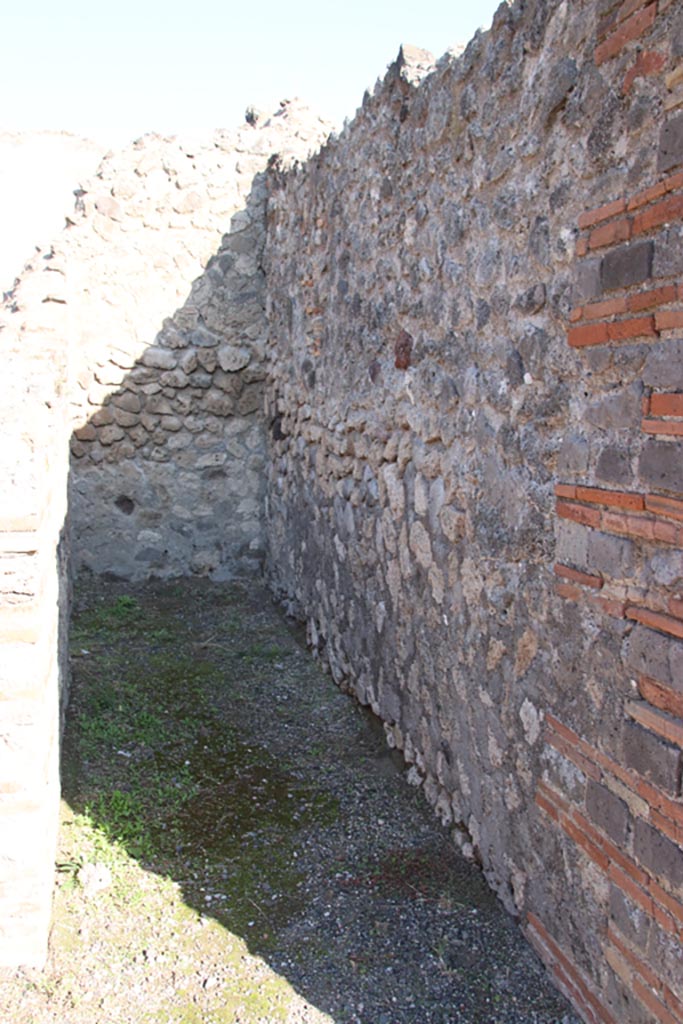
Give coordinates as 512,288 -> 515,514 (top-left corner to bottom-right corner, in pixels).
63,578 -> 340,960
1,576 -> 577,1024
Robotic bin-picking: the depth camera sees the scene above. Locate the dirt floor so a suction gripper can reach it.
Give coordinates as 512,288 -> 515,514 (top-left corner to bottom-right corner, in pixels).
0,575 -> 578,1024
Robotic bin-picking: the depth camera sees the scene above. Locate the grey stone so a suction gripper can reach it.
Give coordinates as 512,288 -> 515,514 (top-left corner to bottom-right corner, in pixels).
652,224 -> 683,279
584,382 -> 642,430
514,284 -> 546,315
643,340 -> 683,390
573,258 -> 601,304
141,347 -> 177,371
98,424 -> 125,446
587,531 -> 634,578
608,885 -> 650,951
633,818 -> 683,888
658,111 -> 683,174
543,58 -> 578,124
112,391 -> 141,414
622,720 -> 682,796
595,446 -> 632,486
585,779 -> 629,845
638,439 -> 683,493
218,345 -> 251,372
601,241 -> 653,292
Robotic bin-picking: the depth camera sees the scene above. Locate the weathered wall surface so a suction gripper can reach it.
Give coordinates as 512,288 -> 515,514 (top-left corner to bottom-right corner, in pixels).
264,2 -> 683,1022
67,104 -> 330,579
0,102 -> 330,967
0,261 -> 72,966
2,0 -> 682,1010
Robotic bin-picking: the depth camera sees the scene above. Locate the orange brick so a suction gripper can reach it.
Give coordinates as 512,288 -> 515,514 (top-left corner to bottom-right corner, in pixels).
626,700 -> 683,748
633,977 -> 680,1024
605,835 -> 652,888
633,193 -> 683,235
625,606 -> 683,639
656,519 -> 683,544
554,563 -> 604,589
535,790 -> 560,821
579,296 -> 628,321
656,310 -> 683,332
609,862 -> 654,916
628,181 -> 668,211
546,713 -> 581,746
649,878 -> 683,926
602,509 -> 650,538
555,581 -> 582,602
591,595 -> 629,618
576,237 -> 589,257
527,915 -> 618,1024
646,787 -> 683,830
569,306 -> 583,323
642,418 -> 683,436
645,494 -> 683,522
627,170 -> 683,212
616,0 -> 654,24
568,322 -> 610,348
555,483 -> 578,499
562,816 -> 610,870
629,285 -> 678,313
557,500 -> 602,528
651,903 -> 678,938
578,198 -> 628,230
607,928 -> 663,999
547,730 -> 602,780
651,807 -> 683,846
574,808 -> 650,886
639,675 -> 683,719
608,315 -> 656,341
623,50 -> 667,94
536,779 -> 572,815
588,217 -> 632,249
604,945 -> 634,989
595,3 -> 658,66
575,486 -> 645,511
650,393 -> 683,417
668,595 -> 683,619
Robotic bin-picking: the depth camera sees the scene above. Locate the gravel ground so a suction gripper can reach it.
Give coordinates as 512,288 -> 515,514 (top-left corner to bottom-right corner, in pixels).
0,576 -> 579,1024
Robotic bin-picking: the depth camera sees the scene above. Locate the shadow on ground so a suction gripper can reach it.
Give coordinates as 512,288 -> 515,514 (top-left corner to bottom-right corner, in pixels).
47,575 -> 578,1024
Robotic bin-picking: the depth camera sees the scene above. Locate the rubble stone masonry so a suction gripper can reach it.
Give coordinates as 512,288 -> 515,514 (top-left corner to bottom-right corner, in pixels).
264,2 -> 683,1021
1,0 -> 682,1019
0,103 -> 330,965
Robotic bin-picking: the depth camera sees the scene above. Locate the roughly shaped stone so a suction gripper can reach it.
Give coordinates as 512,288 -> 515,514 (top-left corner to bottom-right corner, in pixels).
141,347 -> 177,371
217,344 -> 251,372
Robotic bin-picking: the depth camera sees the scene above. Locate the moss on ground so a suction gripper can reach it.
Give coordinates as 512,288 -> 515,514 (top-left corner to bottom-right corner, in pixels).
1,576 -> 578,1024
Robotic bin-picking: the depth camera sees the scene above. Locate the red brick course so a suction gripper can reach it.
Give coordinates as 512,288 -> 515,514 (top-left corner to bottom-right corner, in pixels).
555,488 -> 683,547
537,765 -> 683,942
594,3 -> 657,66
526,913 -> 617,1024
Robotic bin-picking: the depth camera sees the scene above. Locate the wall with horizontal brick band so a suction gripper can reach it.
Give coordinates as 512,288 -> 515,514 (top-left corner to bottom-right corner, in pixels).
264,1 -> 683,1021
1,0 -> 682,1014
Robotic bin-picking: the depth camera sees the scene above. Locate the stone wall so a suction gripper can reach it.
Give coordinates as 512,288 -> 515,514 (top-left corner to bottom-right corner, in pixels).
0,256 -> 72,966
0,101 -> 330,967
263,3 -> 683,1022
67,103 -> 330,579
2,0 -> 682,1012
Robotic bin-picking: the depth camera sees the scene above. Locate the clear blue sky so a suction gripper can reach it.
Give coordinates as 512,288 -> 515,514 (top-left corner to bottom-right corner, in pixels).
1,0 -> 501,144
